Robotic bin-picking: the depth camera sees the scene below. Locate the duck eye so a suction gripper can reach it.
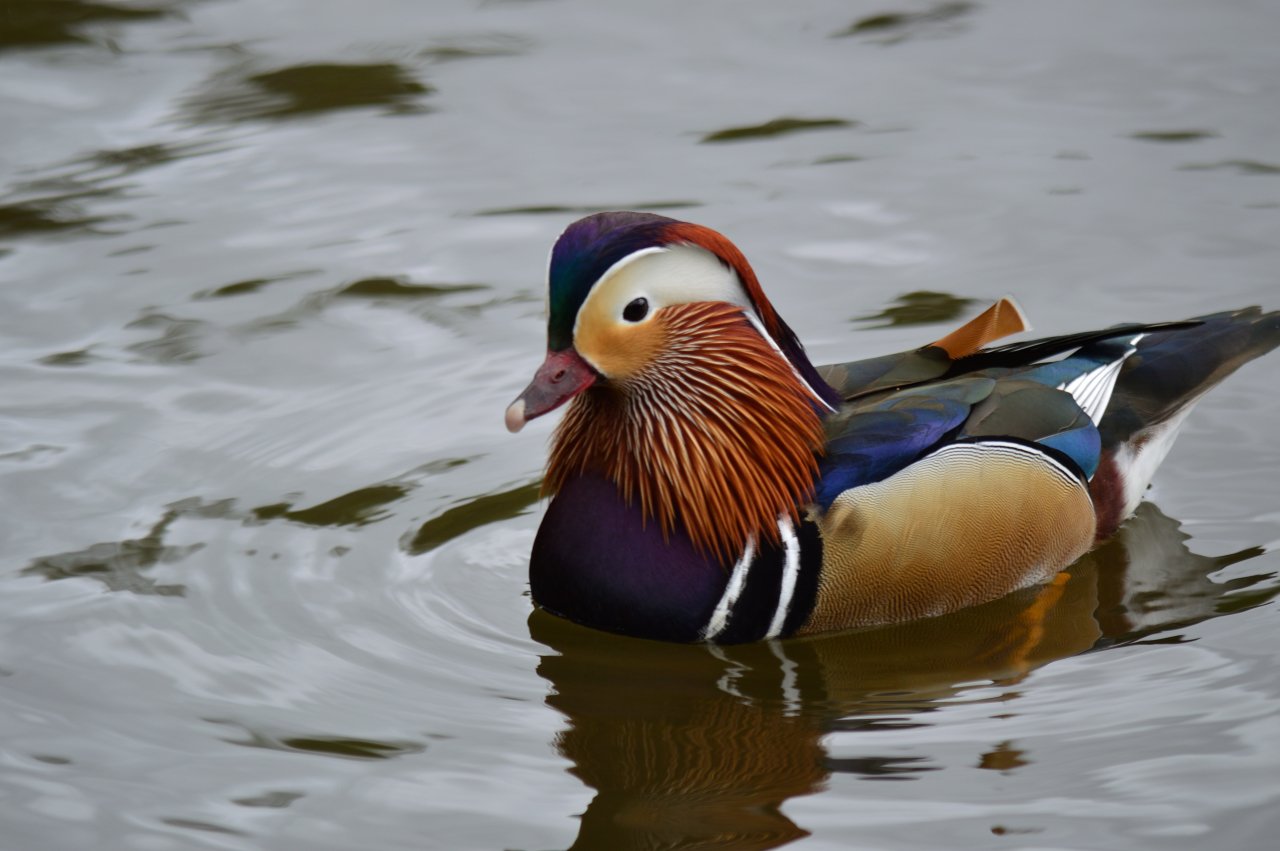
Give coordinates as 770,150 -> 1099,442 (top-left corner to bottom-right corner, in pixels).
622,297 -> 649,322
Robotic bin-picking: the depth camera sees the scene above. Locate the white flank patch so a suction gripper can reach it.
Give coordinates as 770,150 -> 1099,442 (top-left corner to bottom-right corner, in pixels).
1057,334 -> 1142,424
701,536 -> 756,641
1114,403 -> 1198,519
765,515 -> 802,639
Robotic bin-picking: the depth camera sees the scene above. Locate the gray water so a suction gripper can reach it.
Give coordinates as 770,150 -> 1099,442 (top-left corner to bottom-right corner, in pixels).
2,1 -> 1278,849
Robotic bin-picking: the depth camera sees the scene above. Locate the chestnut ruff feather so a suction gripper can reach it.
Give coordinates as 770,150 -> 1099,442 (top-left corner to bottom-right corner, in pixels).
543,302 -> 826,562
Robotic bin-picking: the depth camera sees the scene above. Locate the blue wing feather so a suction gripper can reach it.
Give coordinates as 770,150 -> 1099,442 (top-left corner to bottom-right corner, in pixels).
812,308 -> 1278,517
816,355 -> 1120,505
814,379 -> 992,508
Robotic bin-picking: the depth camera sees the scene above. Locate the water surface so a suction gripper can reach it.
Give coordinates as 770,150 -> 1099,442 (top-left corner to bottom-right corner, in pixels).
2,1 -> 1278,849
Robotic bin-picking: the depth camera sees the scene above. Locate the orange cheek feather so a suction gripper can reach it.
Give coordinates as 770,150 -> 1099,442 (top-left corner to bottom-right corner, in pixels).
574,305 -> 667,380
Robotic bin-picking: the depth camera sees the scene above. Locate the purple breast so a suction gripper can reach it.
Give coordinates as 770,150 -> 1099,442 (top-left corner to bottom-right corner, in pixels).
530,473 -> 728,641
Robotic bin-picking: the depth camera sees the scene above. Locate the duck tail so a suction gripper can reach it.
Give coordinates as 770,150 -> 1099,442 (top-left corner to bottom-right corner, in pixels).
1091,306 -> 1280,538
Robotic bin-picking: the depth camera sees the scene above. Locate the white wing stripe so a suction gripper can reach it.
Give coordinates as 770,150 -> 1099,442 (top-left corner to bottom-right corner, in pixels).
1058,334 -> 1142,424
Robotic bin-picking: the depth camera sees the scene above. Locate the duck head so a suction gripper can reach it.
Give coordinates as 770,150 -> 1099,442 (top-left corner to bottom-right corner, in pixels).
506,211 -> 840,560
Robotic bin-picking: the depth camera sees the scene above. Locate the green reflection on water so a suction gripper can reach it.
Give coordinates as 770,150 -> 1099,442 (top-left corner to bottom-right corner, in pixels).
0,0 -> 172,51
405,481 -> 541,554
418,34 -> 530,63
701,117 -> 852,144
185,61 -> 433,123
231,790 -> 305,809
159,818 -> 248,837
856,289 -> 976,327
38,347 -> 97,367
19,502 -> 226,596
832,2 -> 977,43
1180,160 -> 1280,176
86,142 -> 204,171
213,721 -> 426,761
125,313 -> 209,363
1129,129 -> 1217,143
195,276 -> 287,300
0,196 -> 113,238
335,276 -> 487,299
252,484 -> 412,528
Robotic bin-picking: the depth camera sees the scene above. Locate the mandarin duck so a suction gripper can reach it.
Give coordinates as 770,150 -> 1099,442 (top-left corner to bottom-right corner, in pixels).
505,211 -> 1279,643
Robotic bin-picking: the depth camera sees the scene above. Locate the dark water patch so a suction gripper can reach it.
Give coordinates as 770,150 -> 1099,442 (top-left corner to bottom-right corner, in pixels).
1211,569 -> 1277,616
235,275 -> 498,335
193,270 -> 314,300
0,142 -> 208,243
107,244 -> 152,257
813,154 -> 864,165
195,277 -> 278,299
277,736 -> 422,759
977,741 -> 1029,772
232,790 -> 304,808
419,33 -> 530,63
404,481 -> 541,554
31,754 -> 73,765
476,200 -> 701,216
855,290 -> 976,327
1129,129 -> 1217,143
125,313 -> 209,363
82,141 -> 216,175
159,818 -> 249,837
0,0 -> 174,52
216,722 -> 426,761
701,117 -> 852,144
833,2 -> 978,43
19,504 -> 217,595
185,61 -> 432,123
408,456 -> 474,477
0,444 -> 64,464
334,276 -> 488,299
0,195 -> 116,239
1180,159 -> 1280,176
38,348 -> 98,367
251,484 -> 412,528
824,754 -> 941,779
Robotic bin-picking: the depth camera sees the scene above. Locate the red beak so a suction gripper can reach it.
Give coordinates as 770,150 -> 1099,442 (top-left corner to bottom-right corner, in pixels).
504,349 -> 599,433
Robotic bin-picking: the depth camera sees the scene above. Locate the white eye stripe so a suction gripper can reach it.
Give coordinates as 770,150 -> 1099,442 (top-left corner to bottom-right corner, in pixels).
573,244 -> 752,342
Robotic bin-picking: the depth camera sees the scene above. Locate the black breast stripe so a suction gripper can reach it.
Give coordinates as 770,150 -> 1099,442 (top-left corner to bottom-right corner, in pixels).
712,516 -> 823,644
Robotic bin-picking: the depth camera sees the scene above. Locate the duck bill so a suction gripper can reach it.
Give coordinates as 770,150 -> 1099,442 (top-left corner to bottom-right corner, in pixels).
504,348 -> 599,433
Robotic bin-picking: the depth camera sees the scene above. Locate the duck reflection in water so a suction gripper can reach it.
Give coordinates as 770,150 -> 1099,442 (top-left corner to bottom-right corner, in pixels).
530,501 -> 1273,851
